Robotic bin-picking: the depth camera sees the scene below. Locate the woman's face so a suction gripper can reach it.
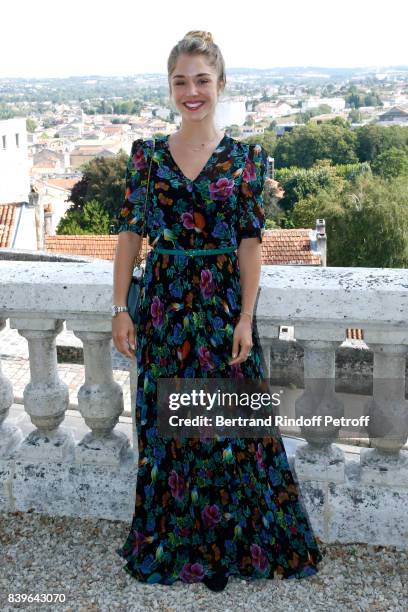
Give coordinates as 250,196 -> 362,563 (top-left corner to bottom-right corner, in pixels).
169,53 -> 222,124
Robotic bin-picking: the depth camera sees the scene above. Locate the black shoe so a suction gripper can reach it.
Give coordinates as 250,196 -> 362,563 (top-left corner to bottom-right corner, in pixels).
203,573 -> 229,592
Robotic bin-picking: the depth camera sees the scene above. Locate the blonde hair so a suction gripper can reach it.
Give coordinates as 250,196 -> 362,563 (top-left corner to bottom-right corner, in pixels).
167,30 -> 226,93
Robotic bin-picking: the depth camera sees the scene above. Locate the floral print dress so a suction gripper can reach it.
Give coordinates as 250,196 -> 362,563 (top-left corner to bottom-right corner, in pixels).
114,134 -> 323,585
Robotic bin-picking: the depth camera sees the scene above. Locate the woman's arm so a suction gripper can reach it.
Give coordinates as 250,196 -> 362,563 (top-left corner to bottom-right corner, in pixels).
112,232 -> 143,360
112,138 -> 151,358
113,231 -> 142,305
229,237 -> 261,366
237,237 -> 262,318
229,142 -> 267,366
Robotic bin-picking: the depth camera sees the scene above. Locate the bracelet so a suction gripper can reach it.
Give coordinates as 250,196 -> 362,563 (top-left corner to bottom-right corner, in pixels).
239,311 -> 253,322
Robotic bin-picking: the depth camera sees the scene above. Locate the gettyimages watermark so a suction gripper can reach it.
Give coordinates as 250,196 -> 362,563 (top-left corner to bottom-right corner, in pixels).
155,377 -> 401,441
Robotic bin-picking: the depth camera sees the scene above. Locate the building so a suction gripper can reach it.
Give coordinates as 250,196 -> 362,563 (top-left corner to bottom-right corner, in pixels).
301,97 -> 346,112
0,117 -> 30,204
0,117 -> 81,250
254,101 -> 294,118
378,106 -> 408,125
262,220 -> 326,267
31,149 -> 66,175
43,220 -> 327,267
0,117 -> 34,249
70,144 -> 118,169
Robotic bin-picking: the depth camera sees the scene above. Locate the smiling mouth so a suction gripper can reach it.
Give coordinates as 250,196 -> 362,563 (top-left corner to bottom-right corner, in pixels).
183,102 -> 205,110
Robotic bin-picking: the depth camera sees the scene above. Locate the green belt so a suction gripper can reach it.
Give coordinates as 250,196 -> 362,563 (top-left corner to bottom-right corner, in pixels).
154,246 -> 237,256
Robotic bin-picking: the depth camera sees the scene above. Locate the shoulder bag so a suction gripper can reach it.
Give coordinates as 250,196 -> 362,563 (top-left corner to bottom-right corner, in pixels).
126,137 -> 155,325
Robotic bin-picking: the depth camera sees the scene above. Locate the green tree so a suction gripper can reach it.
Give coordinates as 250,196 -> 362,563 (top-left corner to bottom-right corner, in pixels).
0,104 -> 16,119
275,160 -> 346,215
292,174 -> 408,267
242,131 -> 277,156
327,116 -> 350,128
334,161 -> 372,181
56,199 -> 111,235
69,151 -> 129,227
26,118 -> 37,132
355,124 -> 408,162
299,104 -> 333,123
265,217 -> 281,229
225,124 -> 241,137
364,93 -> 382,107
371,146 -> 408,180
346,91 -> 375,109
348,109 -> 362,123
274,123 -> 358,168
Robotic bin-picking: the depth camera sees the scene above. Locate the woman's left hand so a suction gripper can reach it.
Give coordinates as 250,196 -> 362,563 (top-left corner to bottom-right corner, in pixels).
228,317 -> 253,365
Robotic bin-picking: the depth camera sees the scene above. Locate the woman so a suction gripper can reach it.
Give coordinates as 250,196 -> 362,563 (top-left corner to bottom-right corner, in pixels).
112,31 -> 323,591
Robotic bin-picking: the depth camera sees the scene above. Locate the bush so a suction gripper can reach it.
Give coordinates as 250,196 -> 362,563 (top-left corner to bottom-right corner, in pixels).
292,174 -> 408,267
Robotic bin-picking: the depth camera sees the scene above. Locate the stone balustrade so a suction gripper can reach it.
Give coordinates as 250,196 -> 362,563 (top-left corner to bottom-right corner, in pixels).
0,259 -> 407,548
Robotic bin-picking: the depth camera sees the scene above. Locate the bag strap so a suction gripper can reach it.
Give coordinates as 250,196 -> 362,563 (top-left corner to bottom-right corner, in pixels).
133,137 -> 155,269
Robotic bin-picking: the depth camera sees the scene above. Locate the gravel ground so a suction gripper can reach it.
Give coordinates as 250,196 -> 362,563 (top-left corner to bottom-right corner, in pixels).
0,510 -> 407,612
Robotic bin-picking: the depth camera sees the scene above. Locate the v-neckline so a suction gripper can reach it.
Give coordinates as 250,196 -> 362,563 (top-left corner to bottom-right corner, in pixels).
163,132 -> 228,183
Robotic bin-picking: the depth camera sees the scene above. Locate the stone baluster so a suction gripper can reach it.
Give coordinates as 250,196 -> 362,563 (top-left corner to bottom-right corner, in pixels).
257,333 -> 279,430
8,318 -> 74,460
294,338 -> 345,483
0,319 -> 23,457
68,323 -> 128,466
360,340 -> 408,485
259,339 -> 273,378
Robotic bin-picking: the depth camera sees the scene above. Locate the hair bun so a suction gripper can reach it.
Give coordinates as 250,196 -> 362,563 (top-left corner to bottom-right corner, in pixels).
184,30 -> 214,44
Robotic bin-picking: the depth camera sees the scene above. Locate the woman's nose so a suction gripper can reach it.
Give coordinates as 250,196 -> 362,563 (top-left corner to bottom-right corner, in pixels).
185,81 -> 198,96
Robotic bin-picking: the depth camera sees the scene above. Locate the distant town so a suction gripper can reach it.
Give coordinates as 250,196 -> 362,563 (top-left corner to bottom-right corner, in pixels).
2,64 -> 408,153
1,65 -> 408,264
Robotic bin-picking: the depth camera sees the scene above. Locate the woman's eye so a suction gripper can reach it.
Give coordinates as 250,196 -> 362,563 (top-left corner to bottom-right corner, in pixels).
174,80 -> 209,86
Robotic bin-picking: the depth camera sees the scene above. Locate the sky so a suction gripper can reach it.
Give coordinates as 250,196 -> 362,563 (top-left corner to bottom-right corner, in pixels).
2,0 -> 408,79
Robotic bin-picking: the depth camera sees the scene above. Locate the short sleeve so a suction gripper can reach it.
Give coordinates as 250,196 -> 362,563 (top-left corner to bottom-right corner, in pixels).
115,138 -> 151,236
236,143 -> 268,246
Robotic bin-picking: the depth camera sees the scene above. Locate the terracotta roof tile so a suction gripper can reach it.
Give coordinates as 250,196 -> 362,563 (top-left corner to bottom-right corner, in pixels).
0,203 -> 19,248
44,228 -> 322,266
45,178 -> 79,191
45,234 -> 125,261
261,229 -> 322,265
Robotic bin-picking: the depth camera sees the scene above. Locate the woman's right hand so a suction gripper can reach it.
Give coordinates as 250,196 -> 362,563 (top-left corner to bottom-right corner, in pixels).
112,312 -> 136,359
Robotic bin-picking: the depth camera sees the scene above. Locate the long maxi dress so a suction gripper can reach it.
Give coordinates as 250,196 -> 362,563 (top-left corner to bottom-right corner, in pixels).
115,134 -> 323,585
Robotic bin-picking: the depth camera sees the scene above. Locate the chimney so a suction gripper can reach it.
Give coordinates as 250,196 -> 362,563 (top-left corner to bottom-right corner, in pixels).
29,186 -> 44,250
267,156 -> 275,180
64,147 -> 71,171
315,219 -> 327,267
44,203 -> 54,236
